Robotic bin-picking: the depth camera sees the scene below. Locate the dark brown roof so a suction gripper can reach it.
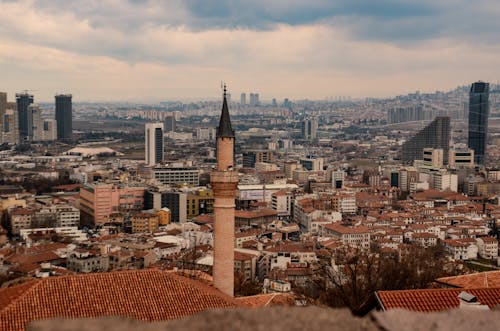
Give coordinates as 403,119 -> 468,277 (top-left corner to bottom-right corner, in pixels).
376,287 -> 500,312
0,269 -> 240,331
216,88 -> 234,138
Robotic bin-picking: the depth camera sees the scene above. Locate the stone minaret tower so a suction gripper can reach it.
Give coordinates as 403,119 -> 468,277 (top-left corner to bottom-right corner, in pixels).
211,84 -> 237,297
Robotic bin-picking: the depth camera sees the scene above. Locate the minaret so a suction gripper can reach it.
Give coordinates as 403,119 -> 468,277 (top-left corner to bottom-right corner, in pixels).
211,84 -> 237,297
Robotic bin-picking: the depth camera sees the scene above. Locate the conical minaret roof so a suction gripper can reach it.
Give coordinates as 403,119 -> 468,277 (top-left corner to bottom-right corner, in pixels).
216,85 -> 234,138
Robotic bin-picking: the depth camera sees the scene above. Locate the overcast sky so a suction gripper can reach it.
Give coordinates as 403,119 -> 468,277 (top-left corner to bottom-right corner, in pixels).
0,0 -> 499,102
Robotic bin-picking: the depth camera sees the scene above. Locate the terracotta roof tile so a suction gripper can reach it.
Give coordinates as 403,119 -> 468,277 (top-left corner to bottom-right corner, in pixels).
235,293 -> 295,307
376,287 -> 500,312
436,271 -> 500,289
0,269 -> 240,331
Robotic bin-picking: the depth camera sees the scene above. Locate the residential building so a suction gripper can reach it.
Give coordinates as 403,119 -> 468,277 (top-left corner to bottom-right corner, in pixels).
54,205 -> 80,227
476,237 -> 498,260
131,212 -> 159,233
301,117 -> 318,140
300,156 -> 324,171
67,250 -> 109,273
186,188 -> 214,219
196,127 -> 216,140
422,148 -> 444,168
331,194 -> 357,214
448,148 -> 475,168
79,183 -> 145,225
10,208 -> 33,235
153,166 -> 199,186
271,190 -> 294,219
144,190 -> 187,223
234,251 -> 257,282
164,114 -> 176,132
156,208 -> 171,225
331,170 -> 346,189
243,150 -> 273,168
321,223 -> 370,249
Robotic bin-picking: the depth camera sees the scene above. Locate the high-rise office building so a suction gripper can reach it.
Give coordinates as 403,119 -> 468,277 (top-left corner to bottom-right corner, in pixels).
16,92 -> 34,142
301,117 -> 318,140
249,93 -> 259,106
163,114 -> 176,133
0,92 -> 7,135
55,94 -> 73,141
29,104 -> 41,141
240,93 -> 246,105
468,82 -> 489,165
401,116 -> 450,164
145,122 -> 164,166
0,92 -> 6,119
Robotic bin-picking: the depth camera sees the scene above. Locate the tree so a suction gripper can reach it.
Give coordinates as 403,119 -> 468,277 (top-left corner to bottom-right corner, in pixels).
309,244 -> 460,312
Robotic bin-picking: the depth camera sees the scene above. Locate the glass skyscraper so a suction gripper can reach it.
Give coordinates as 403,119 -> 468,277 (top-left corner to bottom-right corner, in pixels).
468,82 -> 489,165
401,116 -> 450,164
16,92 -> 34,142
55,94 -> 73,141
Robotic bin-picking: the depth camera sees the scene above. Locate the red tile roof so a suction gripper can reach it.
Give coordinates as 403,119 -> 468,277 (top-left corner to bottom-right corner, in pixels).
323,223 -> 370,234
436,271 -> 500,289
376,287 -> 500,312
0,269 -> 240,331
235,293 -> 295,307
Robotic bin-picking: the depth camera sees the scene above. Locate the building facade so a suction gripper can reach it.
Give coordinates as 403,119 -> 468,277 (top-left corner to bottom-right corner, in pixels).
468,82 -> 489,165
145,122 -> 164,166
153,166 -> 199,186
401,116 -> 450,164
55,94 -> 72,141
301,117 -> 318,140
16,92 -> 34,142
80,183 -> 145,224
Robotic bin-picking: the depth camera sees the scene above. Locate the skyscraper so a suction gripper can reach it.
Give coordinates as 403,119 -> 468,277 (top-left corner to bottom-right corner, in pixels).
301,117 -> 318,140
0,92 -> 7,135
145,122 -> 164,166
468,82 -> 490,165
210,85 -> 237,297
28,104 -> 41,141
163,114 -> 176,133
16,92 -> 34,142
401,116 -> 450,164
240,93 -> 246,105
55,94 -> 73,141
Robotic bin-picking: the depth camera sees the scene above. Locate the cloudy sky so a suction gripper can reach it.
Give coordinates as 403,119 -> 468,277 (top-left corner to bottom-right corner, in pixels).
0,0 -> 499,102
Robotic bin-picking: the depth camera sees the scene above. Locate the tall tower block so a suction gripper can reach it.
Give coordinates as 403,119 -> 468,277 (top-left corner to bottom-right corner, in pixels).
211,85 -> 237,297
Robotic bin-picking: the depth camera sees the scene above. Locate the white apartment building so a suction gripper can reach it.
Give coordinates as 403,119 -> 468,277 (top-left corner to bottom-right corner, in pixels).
476,237 -> 499,260
271,190 -> 293,219
321,223 -> 370,249
145,122 -> 164,166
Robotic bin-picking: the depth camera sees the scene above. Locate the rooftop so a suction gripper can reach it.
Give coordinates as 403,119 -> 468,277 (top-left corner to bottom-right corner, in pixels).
0,269 -> 239,331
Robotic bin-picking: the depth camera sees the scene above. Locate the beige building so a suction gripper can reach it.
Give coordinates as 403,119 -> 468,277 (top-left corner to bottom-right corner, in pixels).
448,148 -> 475,168
131,212 -> 159,233
156,208 -> 171,225
476,237 -> 498,260
422,148 -> 444,168
321,223 -> 370,249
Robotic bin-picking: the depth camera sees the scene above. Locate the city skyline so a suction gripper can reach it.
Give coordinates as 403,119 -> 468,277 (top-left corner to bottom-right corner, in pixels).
1,1 -> 500,102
